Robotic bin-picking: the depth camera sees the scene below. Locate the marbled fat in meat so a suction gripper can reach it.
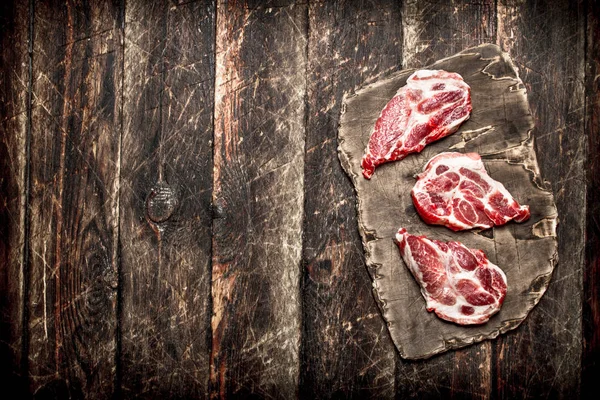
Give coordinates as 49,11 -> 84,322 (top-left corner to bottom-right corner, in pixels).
395,227 -> 507,325
361,70 -> 472,179
411,152 -> 530,231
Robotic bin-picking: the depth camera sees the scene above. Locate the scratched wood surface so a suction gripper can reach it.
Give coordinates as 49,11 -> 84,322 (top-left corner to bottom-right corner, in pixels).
119,0 -> 214,397
0,0 -> 597,398
0,0 -> 28,396
583,0 -> 600,394
211,1 -> 306,397
27,1 -> 121,397
494,1 -> 586,397
300,2 -> 401,398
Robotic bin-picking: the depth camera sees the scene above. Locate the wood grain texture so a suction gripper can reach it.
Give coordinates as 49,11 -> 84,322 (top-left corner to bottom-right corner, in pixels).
211,1 -> 306,397
27,0 -> 122,397
583,0 -> 600,394
300,1 -> 402,398
0,0 -> 29,395
0,1 -> 596,397
119,0 -> 215,397
495,0 -> 586,398
402,0 -> 496,69
397,2 -> 497,398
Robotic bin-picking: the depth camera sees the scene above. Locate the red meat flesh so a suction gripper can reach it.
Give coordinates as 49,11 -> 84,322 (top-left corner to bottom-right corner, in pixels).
411,152 -> 530,231
361,70 -> 472,179
395,228 -> 507,325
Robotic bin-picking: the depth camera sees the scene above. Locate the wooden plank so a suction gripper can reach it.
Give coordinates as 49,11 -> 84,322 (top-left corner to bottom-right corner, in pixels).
582,0 -> 600,394
495,0 -> 586,397
211,1 -> 306,397
300,1 -> 402,398
0,0 -> 29,395
402,0 -> 497,68
119,0 -> 215,396
396,1 -> 496,398
27,0 -> 122,397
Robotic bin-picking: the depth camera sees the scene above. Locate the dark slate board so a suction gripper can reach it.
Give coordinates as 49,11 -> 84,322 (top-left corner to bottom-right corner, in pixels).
338,44 -> 558,359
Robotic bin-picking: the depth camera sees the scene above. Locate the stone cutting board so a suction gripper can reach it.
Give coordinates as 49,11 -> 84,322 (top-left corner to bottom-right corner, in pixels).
337,44 -> 558,359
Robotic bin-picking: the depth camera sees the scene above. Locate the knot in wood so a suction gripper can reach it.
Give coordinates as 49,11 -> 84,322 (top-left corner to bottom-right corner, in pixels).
146,182 -> 178,223
211,199 -> 225,220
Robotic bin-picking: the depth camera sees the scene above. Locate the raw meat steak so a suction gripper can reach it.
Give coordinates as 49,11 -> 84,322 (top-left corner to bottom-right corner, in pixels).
361,69 -> 472,179
395,228 -> 507,325
411,152 -> 530,231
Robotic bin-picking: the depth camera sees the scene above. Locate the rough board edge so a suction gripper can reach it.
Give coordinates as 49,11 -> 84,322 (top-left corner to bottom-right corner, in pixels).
337,43 -> 559,359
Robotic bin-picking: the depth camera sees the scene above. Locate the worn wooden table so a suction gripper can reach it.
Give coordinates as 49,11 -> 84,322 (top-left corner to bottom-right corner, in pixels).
1,0 -> 598,398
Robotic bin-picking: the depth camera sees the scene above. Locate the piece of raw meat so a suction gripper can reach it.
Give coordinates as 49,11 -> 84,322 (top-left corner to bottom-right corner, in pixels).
395,228 -> 507,325
361,69 -> 472,179
411,152 -> 530,231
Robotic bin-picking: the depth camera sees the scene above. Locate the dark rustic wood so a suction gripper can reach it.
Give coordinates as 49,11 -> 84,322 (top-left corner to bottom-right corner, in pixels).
339,44 -> 557,359
396,2 -> 497,398
0,0 -> 29,395
26,0 -> 122,397
210,1 -> 306,397
119,0 -> 215,397
583,0 -> 600,394
0,0 -> 597,398
402,0 -> 496,70
300,1 -> 402,398
494,0 -> 586,398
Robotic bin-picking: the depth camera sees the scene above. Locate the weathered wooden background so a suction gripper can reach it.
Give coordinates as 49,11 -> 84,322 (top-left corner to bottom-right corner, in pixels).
0,0 -> 598,398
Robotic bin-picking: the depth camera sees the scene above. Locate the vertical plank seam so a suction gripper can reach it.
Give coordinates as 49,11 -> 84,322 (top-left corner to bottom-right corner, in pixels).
489,4 -> 500,400
158,4 -> 167,183
208,1 -> 220,397
578,0 -> 588,393
493,0 -> 498,41
298,0 -> 310,396
396,5 -> 405,396
491,2 -> 501,397
21,0 -> 35,386
52,1 -> 76,373
581,0 -> 590,393
206,0 -> 218,397
395,1 -> 408,394
114,0 -> 127,397
153,0 -> 169,309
